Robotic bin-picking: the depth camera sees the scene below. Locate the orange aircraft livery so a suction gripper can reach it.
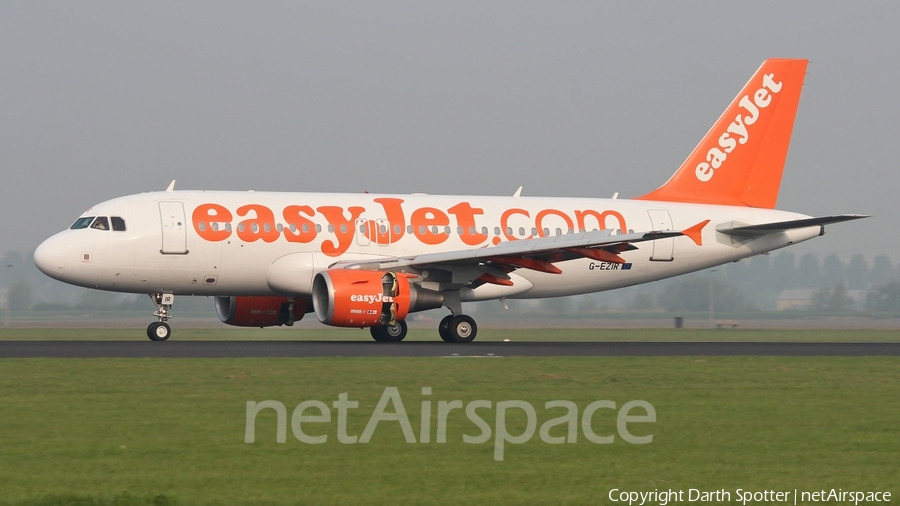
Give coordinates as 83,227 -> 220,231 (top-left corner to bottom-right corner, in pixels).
191,200 -> 629,253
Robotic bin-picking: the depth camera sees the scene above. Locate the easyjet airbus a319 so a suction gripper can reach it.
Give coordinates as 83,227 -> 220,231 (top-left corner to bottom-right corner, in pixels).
34,59 -> 865,342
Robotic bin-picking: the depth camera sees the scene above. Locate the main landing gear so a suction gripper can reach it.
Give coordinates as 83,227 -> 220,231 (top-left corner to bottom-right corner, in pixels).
147,292 -> 174,341
438,314 -> 478,343
370,320 -> 408,342
436,293 -> 477,343
367,315 -> 477,343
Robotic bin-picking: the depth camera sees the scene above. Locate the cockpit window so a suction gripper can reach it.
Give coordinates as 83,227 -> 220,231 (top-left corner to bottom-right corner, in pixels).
111,216 -> 126,231
70,217 -> 95,229
90,217 -> 110,231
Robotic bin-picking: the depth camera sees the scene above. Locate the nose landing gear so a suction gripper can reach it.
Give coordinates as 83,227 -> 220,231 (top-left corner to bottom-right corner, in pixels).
147,293 -> 174,341
147,321 -> 171,341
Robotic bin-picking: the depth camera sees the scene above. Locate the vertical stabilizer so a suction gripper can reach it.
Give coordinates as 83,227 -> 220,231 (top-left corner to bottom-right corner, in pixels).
636,59 -> 808,208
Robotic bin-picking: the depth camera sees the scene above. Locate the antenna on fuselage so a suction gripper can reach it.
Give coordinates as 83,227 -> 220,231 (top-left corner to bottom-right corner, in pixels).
513,186 -> 523,198
165,180 -> 176,192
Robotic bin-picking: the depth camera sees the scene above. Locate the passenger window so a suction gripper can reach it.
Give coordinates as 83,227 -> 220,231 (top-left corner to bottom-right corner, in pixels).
71,217 -> 94,229
90,217 -> 110,231
111,217 -> 126,231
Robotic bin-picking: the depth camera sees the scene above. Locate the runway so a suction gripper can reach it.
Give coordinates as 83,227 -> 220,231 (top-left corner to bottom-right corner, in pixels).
1,341 -> 899,358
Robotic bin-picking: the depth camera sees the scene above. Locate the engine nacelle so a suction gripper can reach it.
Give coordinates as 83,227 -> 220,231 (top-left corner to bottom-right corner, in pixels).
312,270 -> 443,327
215,296 -> 307,327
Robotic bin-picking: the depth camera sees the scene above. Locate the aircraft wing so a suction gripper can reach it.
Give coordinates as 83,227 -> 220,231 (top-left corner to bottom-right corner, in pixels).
716,214 -> 868,237
337,220 -> 708,284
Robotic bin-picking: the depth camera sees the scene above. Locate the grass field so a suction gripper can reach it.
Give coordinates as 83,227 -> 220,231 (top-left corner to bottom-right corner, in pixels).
1,327 -> 899,342
0,355 -> 898,505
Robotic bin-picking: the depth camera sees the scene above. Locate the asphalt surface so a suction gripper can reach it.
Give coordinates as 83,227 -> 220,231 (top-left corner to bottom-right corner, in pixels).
1,341 -> 899,358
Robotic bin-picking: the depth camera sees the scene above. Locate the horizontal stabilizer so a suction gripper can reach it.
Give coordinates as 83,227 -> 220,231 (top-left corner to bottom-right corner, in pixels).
716,214 -> 868,236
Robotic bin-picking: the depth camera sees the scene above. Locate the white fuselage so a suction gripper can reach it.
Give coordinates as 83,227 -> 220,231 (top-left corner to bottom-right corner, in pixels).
33,190 -> 820,301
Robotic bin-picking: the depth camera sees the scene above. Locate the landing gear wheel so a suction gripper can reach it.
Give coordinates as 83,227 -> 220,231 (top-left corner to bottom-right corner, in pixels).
147,322 -> 171,341
438,315 -> 454,342
370,320 -> 407,342
445,315 -> 477,343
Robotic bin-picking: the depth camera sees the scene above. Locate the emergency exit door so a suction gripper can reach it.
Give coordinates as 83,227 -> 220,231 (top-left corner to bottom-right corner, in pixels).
356,218 -> 392,246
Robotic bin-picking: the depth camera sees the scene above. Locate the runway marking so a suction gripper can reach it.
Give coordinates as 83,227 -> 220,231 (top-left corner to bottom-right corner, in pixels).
1,341 -> 899,358
443,353 -> 503,358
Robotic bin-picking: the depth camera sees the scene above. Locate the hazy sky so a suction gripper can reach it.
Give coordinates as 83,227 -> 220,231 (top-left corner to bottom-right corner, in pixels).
2,2 -> 898,259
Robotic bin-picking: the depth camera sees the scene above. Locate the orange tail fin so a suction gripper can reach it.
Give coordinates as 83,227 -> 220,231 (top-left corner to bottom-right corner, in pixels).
636,59 -> 808,208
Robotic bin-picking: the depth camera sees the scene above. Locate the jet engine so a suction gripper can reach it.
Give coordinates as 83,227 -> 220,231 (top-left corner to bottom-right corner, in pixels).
215,296 -> 307,327
312,270 -> 443,327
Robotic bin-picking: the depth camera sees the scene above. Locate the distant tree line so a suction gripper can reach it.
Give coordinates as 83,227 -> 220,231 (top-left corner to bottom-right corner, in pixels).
641,252 -> 900,313
866,282 -> 900,312
717,252 -> 893,292
2,249 -> 900,315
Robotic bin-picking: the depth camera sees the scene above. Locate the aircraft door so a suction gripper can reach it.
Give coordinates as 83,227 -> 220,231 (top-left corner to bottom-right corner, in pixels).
375,219 -> 391,245
356,219 -> 371,246
159,201 -> 188,254
356,218 -> 392,246
647,209 -> 674,262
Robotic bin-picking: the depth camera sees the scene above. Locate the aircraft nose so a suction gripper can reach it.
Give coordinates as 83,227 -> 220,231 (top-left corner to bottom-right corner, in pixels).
33,235 -> 67,279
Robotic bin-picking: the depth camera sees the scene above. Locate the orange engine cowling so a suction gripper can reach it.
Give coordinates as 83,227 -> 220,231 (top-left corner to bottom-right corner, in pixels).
215,296 -> 307,327
312,270 -> 443,327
